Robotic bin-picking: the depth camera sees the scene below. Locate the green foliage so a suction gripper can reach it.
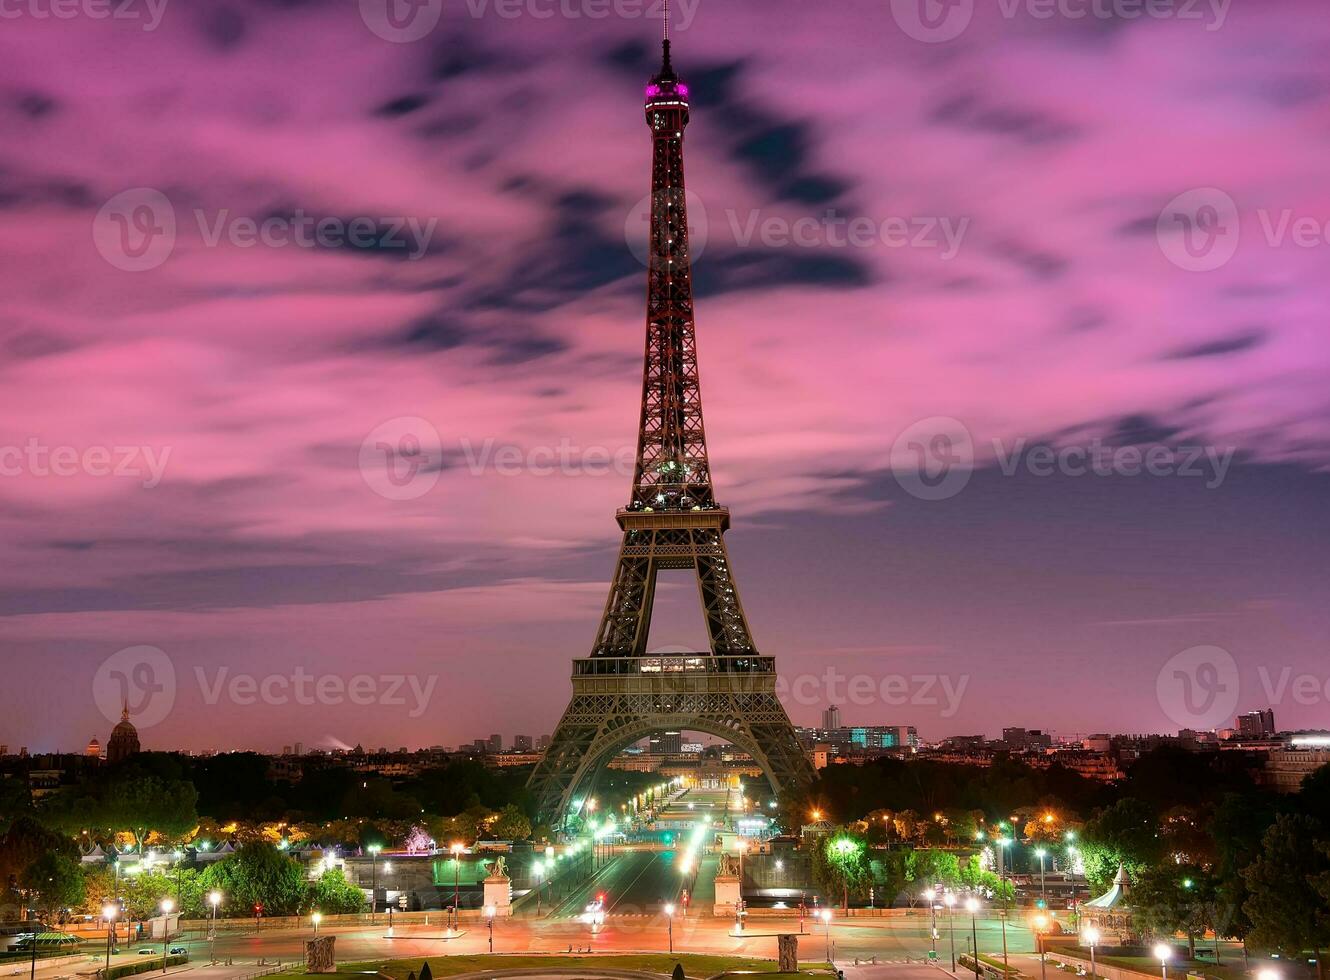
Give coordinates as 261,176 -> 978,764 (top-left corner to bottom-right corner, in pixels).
0,816 -> 73,895
305,868 -> 366,914
810,830 -> 871,906
39,767 -> 197,848
1080,798 -> 1162,892
200,841 -> 306,916
1132,865 -> 1216,954
490,804 -> 532,841
906,849 -> 962,888
1242,813 -> 1330,957
20,852 -> 85,916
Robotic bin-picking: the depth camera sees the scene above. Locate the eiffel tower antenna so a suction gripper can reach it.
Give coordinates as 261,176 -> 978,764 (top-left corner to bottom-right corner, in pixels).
528,22 -> 813,831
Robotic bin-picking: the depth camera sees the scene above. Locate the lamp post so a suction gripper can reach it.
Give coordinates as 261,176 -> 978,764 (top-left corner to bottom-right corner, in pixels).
159,899 -> 174,974
367,844 -> 382,923
207,892 -> 221,964
965,898 -> 981,980
1034,914 -> 1050,980
820,909 -> 833,963
485,905 -> 496,952
924,889 -> 938,956
312,912 -> 322,938
102,904 -> 117,972
1035,848 -> 1047,904
944,891 -> 958,972
172,849 -> 184,905
1083,927 -> 1100,980
533,861 -> 544,916
1153,943 -> 1172,980
450,842 -> 464,930
664,903 -> 675,954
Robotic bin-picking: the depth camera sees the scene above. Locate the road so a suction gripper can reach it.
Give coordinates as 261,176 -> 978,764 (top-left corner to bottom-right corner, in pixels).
550,850 -> 685,919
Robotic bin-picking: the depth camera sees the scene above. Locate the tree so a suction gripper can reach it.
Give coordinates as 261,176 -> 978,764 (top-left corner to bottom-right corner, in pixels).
1133,865 -> 1215,957
305,869 -> 366,914
1242,814 -> 1330,960
811,831 -> 871,909
0,817 -> 73,897
21,852 -> 86,919
1081,798 -> 1163,892
201,842 -> 307,917
907,850 -> 962,890
490,804 -> 531,842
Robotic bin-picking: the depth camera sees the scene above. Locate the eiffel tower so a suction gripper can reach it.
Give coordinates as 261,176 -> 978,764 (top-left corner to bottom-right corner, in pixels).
528,21 -> 814,829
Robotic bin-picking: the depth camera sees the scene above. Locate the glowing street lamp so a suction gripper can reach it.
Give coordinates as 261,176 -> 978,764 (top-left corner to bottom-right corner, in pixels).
367,844 -> 382,923
1033,914 -> 1050,980
1034,848 -> 1048,902
820,908 -> 833,962
664,903 -> 675,953
159,899 -> 174,973
207,891 -> 222,962
485,905 -> 496,952
1154,943 -> 1172,980
944,891 -> 958,972
1083,927 -> 1101,980
965,898 -> 981,980
102,904 -> 117,971
311,911 -> 322,937
449,843 -> 464,931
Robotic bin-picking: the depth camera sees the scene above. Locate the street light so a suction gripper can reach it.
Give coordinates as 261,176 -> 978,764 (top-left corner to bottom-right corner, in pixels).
664,903 -> 675,954
159,899 -> 174,973
208,891 -> 222,963
1033,914 -> 1050,980
965,898 -> 981,980
1154,943 -> 1172,980
102,904 -> 117,971
924,889 -> 938,956
312,911 -> 322,937
1035,848 -> 1047,903
1083,927 -> 1101,980
450,843 -> 464,931
944,891 -> 958,972
485,905 -> 496,952
367,844 -> 382,923
820,908 -> 833,963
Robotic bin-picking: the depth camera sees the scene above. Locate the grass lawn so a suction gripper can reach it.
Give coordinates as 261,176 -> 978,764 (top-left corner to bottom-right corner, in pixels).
1048,949 -> 1248,980
271,953 -> 837,980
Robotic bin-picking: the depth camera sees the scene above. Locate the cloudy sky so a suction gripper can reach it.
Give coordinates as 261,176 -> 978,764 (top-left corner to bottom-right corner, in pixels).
1,0 -> 1327,755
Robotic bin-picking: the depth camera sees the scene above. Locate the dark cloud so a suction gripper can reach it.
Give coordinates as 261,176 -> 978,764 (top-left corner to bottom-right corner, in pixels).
15,92 -> 57,119
930,93 -> 1080,145
376,94 -> 431,118
693,247 -> 873,297
1164,328 -> 1268,361
200,5 -> 247,50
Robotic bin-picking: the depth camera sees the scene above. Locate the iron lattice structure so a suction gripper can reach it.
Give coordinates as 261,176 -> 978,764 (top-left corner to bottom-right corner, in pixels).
528,40 -> 814,828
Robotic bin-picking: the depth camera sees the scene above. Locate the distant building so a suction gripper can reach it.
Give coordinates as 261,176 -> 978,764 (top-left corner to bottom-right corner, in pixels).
106,706 -> 141,763
488,734 -> 503,752
1237,709 -> 1276,739
822,706 -> 842,730
537,734 -> 551,750
85,738 -> 102,758
1262,734 -> 1330,791
1001,728 -> 1052,751
649,730 -> 682,754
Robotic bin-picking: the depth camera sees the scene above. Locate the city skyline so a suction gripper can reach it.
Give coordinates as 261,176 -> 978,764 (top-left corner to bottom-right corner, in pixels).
2,0 -> 1329,756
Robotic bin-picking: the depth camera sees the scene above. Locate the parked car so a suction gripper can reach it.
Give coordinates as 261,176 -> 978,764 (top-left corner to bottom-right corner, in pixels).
137,947 -> 156,955
169,946 -> 188,955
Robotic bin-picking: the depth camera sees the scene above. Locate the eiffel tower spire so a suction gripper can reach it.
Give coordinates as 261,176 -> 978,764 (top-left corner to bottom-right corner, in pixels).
527,27 -> 813,831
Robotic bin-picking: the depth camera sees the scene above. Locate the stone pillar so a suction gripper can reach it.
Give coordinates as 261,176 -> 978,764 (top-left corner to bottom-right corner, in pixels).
713,874 -> 740,916
306,936 -> 336,974
778,934 -> 799,973
483,874 -> 513,917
